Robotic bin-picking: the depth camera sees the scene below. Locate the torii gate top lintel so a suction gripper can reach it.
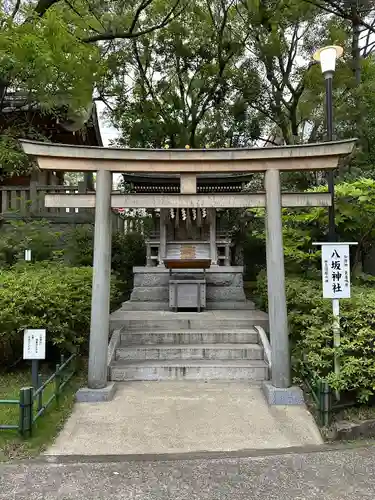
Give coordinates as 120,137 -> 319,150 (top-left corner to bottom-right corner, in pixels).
20,139 -> 356,174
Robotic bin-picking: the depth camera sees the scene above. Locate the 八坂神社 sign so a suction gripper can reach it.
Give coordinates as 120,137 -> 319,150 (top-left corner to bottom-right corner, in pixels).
321,244 -> 351,299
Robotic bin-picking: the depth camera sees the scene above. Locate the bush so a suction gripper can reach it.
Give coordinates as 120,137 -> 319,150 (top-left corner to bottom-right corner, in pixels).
242,179 -> 375,277
63,224 -> 94,267
0,263 -> 120,368
256,272 -> 375,402
279,179 -> 375,275
0,220 -> 62,266
111,231 -> 146,296
64,225 -> 146,297
0,222 -> 147,295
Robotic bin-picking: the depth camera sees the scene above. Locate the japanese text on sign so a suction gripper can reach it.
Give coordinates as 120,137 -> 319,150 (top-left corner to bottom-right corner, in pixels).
321,245 -> 351,299
23,329 -> 46,360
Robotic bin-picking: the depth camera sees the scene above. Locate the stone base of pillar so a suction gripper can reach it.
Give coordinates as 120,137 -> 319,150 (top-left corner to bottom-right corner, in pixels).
76,382 -> 117,403
262,381 -> 304,406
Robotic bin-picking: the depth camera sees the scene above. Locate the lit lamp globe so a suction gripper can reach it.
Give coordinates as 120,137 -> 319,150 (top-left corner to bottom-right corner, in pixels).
313,45 -> 343,77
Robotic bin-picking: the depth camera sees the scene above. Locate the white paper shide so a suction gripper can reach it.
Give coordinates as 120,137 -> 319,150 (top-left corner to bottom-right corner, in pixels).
321,244 -> 351,299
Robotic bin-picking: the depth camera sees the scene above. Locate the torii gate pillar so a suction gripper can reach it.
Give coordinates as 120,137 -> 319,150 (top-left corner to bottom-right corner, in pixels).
87,169 -> 112,390
265,169 -> 290,389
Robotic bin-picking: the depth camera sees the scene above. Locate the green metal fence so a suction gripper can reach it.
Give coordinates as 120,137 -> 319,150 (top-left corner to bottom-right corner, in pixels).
0,400 -> 20,431
0,353 -> 77,437
304,369 -> 354,427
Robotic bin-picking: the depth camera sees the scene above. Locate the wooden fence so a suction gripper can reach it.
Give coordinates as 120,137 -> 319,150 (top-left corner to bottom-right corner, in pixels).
0,182 -> 92,221
0,182 -> 123,230
0,184 -> 170,235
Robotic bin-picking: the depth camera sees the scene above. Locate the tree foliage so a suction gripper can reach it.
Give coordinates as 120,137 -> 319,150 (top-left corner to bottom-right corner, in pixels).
107,0 -> 329,148
98,0 -> 375,181
0,0 -> 186,178
242,179 -> 375,278
2,0 -> 375,180
107,1 -> 261,148
256,273 -> 375,403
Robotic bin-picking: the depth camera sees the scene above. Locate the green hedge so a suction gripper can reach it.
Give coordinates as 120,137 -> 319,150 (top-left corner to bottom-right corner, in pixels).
59,224 -> 146,299
0,263 -> 120,368
65,225 -> 146,276
256,272 -> 375,402
0,221 -> 147,301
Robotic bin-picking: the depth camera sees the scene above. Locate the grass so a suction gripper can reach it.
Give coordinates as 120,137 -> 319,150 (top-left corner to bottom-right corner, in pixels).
0,362 -> 86,461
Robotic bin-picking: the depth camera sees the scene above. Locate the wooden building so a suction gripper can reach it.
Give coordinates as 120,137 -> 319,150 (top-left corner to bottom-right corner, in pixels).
0,100 -> 101,223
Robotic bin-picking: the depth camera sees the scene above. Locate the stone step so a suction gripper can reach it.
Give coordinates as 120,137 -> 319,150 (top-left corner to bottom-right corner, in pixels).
120,302 -> 168,311
206,301 -> 256,310
110,359 -> 269,381
110,311 -> 269,332
120,329 -> 259,345
119,301 -> 256,311
116,343 -> 264,361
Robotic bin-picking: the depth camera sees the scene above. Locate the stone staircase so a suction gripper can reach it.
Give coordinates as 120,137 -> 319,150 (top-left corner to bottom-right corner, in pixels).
108,311 -> 270,382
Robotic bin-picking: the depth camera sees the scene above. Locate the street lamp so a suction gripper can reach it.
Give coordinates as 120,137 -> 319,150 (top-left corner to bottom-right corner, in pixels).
313,45 -> 343,242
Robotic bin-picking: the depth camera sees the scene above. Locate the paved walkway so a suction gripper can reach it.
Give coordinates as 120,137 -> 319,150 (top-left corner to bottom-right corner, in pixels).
1,445 -> 375,499
46,382 -> 322,456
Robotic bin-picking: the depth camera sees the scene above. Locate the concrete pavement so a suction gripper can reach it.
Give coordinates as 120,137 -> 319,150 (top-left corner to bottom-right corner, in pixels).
46,382 -> 322,455
1,445 -> 375,499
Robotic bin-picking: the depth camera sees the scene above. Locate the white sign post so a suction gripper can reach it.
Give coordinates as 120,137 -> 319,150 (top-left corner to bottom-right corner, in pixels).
313,242 -> 357,398
23,329 -> 46,390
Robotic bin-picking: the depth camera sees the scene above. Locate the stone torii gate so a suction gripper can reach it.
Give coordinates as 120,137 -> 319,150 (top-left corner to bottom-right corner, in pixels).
21,139 -> 355,402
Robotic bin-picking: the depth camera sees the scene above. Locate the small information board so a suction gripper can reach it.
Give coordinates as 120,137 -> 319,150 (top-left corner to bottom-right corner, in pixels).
321,244 -> 351,299
23,329 -> 46,360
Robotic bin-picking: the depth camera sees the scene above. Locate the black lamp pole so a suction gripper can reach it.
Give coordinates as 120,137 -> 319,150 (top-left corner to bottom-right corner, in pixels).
324,72 -> 336,242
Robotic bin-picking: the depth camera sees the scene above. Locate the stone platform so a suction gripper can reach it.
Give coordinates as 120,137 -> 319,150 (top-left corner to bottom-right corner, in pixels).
122,266 -> 254,311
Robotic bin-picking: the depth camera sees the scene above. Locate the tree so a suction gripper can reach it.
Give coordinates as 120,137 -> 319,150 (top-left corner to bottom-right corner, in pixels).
106,0 -> 330,150
106,1 -> 356,153
0,0 -> 187,179
106,1 -> 265,149
303,0 -> 375,84
231,0 -> 326,146
63,172 -> 84,186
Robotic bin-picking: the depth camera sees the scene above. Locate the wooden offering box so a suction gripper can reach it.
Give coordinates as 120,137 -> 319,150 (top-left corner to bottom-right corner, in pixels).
164,243 -> 210,311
